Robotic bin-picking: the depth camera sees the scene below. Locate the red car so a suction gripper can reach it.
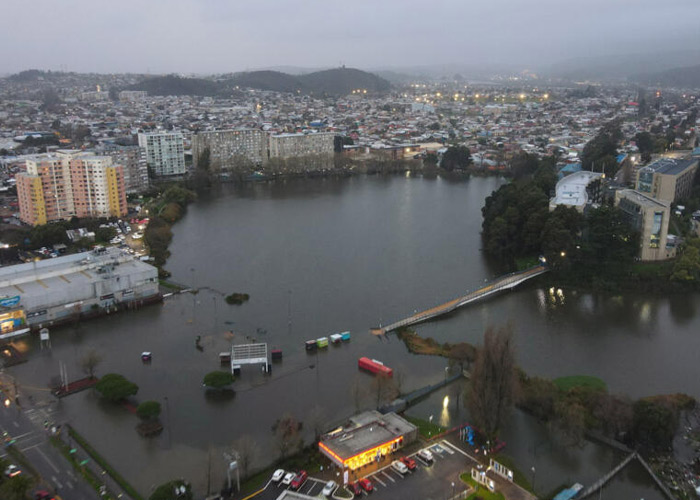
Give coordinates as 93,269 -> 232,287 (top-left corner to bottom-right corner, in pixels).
358,477 -> 373,493
290,470 -> 308,490
348,482 -> 363,496
400,456 -> 417,471
34,491 -> 56,500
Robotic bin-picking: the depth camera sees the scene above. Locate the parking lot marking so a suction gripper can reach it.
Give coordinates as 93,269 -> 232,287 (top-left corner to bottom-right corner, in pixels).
381,470 -> 395,483
415,456 -> 430,467
305,481 -> 318,495
440,441 -> 455,454
372,474 -> 386,487
440,439 -> 479,462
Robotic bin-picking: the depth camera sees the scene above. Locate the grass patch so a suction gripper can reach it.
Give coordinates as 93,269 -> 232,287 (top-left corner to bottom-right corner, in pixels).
492,453 -> 533,493
459,473 -> 505,500
396,328 -> 448,356
67,425 -> 144,500
158,279 -> 184,291
225,293 -> 250,305
515,256 -> 540,271
553,375 -> 607,393
49,435 -> 115,499
404,415 -> 446,439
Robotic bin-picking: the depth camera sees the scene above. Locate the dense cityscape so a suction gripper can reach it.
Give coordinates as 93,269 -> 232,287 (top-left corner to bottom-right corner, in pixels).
2,2 -> 700,500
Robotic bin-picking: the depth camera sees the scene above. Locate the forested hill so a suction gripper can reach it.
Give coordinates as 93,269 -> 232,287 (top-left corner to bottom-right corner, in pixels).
125,67 -> 390,97
632,64 -> 700,89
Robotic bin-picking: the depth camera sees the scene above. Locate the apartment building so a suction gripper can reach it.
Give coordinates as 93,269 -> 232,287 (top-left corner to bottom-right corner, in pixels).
269,132 -> 335,159
191,129 -> 267,170
615,189 -> 671,261
99,144 -> 149,193
138,132 -> 186,177
636,157 -> 699,203
16,150 -> 127,226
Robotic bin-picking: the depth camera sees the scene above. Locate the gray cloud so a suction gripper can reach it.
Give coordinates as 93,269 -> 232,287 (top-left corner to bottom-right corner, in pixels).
1,0 -> 699,74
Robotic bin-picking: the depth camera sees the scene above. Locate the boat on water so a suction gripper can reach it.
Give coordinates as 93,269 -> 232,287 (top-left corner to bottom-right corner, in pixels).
316,337 -> 329,348
340,331 -> 351,341
330,333 -> 343,344
305,340 -> 318,351
358,357 -> 393,377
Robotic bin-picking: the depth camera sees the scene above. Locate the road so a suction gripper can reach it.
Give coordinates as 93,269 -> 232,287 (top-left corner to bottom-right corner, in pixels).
0,395 -> 100,500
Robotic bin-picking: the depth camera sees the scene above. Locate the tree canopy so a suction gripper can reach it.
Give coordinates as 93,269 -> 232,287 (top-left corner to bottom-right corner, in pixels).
95,373 -> 139,402
137,400 -> 162,420
440,146 -> 472,171
580,120 -> 622,176
203,371 -> 235,389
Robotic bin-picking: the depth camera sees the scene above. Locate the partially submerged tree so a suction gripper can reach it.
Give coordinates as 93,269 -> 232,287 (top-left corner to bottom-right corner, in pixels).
271,413 -> 303,459
137,401 -> 162,420
465,324 -> 518,441
79,349 -> 103,379
203,371 -> 235,390
95,373 -> 138,402
149,480 -> 193,500
232,435 -> 258,479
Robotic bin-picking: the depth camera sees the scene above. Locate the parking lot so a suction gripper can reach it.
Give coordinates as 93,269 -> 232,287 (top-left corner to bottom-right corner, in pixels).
252,440 -> 474,500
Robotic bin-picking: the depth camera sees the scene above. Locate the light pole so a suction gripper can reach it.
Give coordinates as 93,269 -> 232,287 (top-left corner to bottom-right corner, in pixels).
531,466 -> 536,496
164,396 -> 171,449
451,481 -> 455,500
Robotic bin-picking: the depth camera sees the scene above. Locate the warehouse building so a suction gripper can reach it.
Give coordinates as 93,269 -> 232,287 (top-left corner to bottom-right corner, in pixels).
0,247 -> 160,335
318,411 -> 417,472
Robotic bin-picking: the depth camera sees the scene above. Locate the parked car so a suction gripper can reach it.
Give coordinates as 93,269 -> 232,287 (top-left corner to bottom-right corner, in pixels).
290,470 -> 308,490
400,456 -> 417,470
391,460 -> 408,475
272,469 -> 285,482
418,449 -> 434,463
358,477 -> 373,492
348,482 -> 363,497
4,464 -> 21,477
282,472 -> 295,486
322,480 -> 337,496
34,491 -> 56,500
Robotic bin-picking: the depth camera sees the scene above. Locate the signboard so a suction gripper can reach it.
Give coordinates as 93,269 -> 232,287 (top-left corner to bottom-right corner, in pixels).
27,310 -> 46,318
489,459 -> 514,482
343,470 -> 349,485
0,296 -> 20,308
100,293 -> 115,300
39,328 -> 50,341
471,468 -> 495,493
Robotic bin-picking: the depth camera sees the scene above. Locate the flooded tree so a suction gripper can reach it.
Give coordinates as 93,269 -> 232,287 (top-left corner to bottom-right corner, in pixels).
371,375 -> 399,409
79,349 -> 103,379
233,435 -> 258,479
350,376 -> 367,412
465,324 -> 518,441
95,373 -> 138,402
271,413 -> 303,459
307,405 -> 326,440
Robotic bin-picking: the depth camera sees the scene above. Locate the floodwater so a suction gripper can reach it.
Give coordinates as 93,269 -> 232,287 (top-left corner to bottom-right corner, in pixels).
8,175 -> 693,498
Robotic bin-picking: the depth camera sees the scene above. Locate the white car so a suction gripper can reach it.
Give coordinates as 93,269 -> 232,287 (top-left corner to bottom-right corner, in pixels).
282,472 -> 295,486
4,464 -> 21,477
322,480 -> 337,496
391,460 -> 408,475
418,449 -> 434,463
272,469 -> 285,482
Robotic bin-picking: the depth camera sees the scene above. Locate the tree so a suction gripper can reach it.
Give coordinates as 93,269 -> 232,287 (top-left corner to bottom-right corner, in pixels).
95,373 -> 138,402
634,132 -> 654,155
551,399 -> 586,447
0,474 -> 33,500
671,243 -> 700,282
307,405 -> 326,441
371,375 -> 399,409
440,146 -> 472,171
465,325 -> 518,441
631,399 -> 677,452
202,371 -> 235,389
271,413 -> 303,459
581,120 -> 623,176
79,349 -> 103,378
233,435 -> 258,479
149,480 -> 193,500
423,152 -> 439,167
350,376 -> 366,412
137,401 -> 161,420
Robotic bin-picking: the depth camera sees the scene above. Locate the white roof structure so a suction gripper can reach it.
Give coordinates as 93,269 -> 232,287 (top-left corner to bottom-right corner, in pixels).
550,171 -> 603,211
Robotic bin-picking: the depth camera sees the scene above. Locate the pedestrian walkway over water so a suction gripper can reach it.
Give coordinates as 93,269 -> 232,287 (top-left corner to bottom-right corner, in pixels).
373,265 -> 548,335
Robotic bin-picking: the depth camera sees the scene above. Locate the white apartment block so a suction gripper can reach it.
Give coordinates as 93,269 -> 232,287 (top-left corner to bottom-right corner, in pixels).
269,132 -> 335,159
138,132 -> 186,177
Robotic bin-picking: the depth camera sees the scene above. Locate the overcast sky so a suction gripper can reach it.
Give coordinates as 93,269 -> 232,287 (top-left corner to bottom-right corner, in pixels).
2,0 -> 699,75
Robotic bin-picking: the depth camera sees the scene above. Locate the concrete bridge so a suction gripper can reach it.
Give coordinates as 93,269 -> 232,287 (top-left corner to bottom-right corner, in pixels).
372,265 -> 548,335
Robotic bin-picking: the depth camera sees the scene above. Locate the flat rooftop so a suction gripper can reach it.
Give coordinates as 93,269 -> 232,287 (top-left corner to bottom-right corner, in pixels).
320,411 -> 416,460
646,157 -> 698,176
617,189 -> 670,209
551,170 -> 602,207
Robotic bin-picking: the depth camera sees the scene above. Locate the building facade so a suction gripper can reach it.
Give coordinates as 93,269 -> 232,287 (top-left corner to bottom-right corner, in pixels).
0,247 -> 160,332
318,411 -> 417,472
191,129 -> 267,170
269,132 -> 335,159
636,157 -> 699,203
100,144 -> 149,194
615,189 -> 671,261
549,170 -> 603,213
138,132 -> 186,177
17,150 -> 127,225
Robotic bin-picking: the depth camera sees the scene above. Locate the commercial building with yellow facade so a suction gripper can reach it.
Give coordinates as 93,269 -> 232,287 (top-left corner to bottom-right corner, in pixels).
318,411 -> 417,472
16,150 -> 127,226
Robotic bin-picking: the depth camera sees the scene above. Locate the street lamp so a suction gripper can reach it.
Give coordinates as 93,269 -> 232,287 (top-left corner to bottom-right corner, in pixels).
531,466 -> 536,495
451,481 -> 455,500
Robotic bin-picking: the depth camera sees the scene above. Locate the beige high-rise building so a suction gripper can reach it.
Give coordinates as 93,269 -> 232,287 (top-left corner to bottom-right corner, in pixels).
636,157 -> 699,203
16,150 -> 127,226
615,189 -> 671,261
269,132 -> 335,159
192,129 -> 267,170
